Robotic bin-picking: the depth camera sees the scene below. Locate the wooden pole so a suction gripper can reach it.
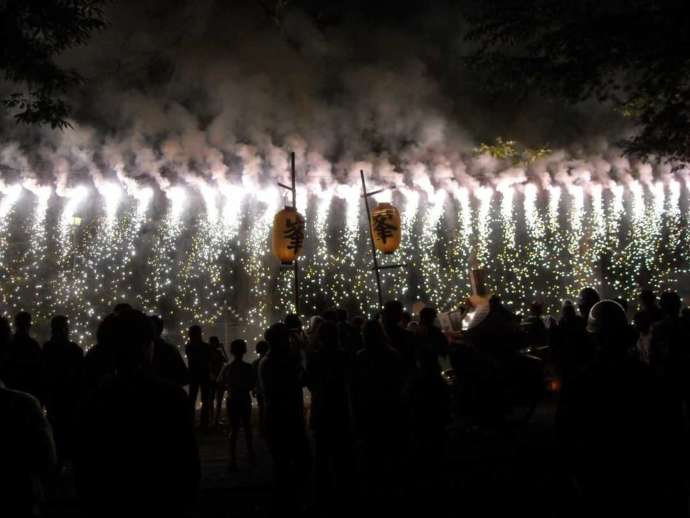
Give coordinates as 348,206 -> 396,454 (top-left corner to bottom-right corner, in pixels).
361,170 -> 384,308
291,152 -> 300,315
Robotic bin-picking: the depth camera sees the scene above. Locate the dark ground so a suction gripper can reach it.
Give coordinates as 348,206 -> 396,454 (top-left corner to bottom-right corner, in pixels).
44,399 -> 562,517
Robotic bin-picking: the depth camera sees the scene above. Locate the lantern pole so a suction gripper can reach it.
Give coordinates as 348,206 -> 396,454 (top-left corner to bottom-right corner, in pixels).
278,152 -> 300,314
361,170 -> 385,308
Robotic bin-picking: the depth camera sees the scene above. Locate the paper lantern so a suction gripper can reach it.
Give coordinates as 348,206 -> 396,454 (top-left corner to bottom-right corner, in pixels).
272,206 -> 305,264
371,202 -> 401,254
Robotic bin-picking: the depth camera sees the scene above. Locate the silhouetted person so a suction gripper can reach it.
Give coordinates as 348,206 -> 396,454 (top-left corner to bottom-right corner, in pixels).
334,308 -> 357,358
259,322 -> 310,514
112,302 -> 132,315
82,313 -> 117,393
401,310 -> 412,329
613,296 -> 629,316
0,378 -> 56,518
650,292 -> 690,402
348,315 -> 365,355
681,306 -> 690,327
381,300 -> 417,375
551,300 -> 589,384
307,315 -> 324,352
522,301 -> 547,348
404,323 -> 450,514
557,300 -> 685,517
634,289 -> 664,331
285,313 -> 307,355
3,312 -> 43,401
218,339 -> 255,470
305,320 -> 353,513
209,335 -> 227,426
416,306 -> 448,365
577,287 -> 600,320
253,340 -> 269,435
149,315 -> 188,387
42,315 -> 83,466
353,320 -> 404,511
453,295 -> 524,421
185,325 -> 212,430
0,316 -> 12,376
76,309 -> 200,518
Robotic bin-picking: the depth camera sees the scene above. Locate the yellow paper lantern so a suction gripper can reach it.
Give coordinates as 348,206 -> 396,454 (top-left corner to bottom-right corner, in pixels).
371,202 -> 401,254
272,206 -> 305,264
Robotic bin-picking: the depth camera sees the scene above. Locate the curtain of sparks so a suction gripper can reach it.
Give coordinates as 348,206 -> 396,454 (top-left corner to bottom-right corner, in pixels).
0,175 -> 689,345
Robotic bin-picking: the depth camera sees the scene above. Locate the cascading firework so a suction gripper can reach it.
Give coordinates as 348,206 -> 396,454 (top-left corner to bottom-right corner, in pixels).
0,169 -> 689,345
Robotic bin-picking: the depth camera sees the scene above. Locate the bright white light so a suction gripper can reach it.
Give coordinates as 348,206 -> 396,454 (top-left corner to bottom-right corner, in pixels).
652,181 -> 665,220
373,187 -> 392,204
629,180 -> 645,223
255,186 -> 280,225
499,184 -> 514,222
451,185 -> 472,239
60,185 -> 89,230
567,184 -> 584,234
198,182 -> 219,224
0,184 -> 23,219
166,186 -> 187,223
220,184 -> 245,238
315,187 -> 334,229
132,186 -> 154,219
523,183 -> 539,231
669,180 -> 681,218
297,187 -> 309,215
425,188 -> 447,228
99,182 -> 122,224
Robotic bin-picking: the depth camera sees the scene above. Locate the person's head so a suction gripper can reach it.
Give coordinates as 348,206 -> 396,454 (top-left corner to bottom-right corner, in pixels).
14,311 -> 31,334
639,289 -> 657,310
382,300 -> 404,326
529,302 -> 543,317
362,319 -> 387,350
578,288 -> 600,318
50,315 -> 69,341
230,339 -> 247,359
317,320 -> 339,351
149,315 -> 164,338
587,300 -> 631,359
613,297 -> 629,313
659,291 -> 681,317
321,308 -> 337,322
419,307 -> 438,327
284,313 -> 302,331
401,311 -> 412,327
561,300 -> 576,320
209,336 -> 220,347
188,325 -> 202,342
255,340 -> 269,358
308,315 -> 324,334
0,316 -> 11,343
265,322 -> 290,355
113,302 -> 133,315
111,309 -> 156,374
350,315 -> 365,330
489,294 -> 503,309
633,310 -> 652,335
335,308 -> 348,324
97,313 -> 117,349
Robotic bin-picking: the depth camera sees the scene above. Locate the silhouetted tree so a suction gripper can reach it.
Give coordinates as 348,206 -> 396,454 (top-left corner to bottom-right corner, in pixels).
463,0 -> 690,161
1,0 -> 106,127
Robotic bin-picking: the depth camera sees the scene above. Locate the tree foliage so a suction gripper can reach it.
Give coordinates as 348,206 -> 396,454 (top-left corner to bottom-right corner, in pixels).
463,0 -> 690,161
0,0 -> 106,128
475,137 -> 551,165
